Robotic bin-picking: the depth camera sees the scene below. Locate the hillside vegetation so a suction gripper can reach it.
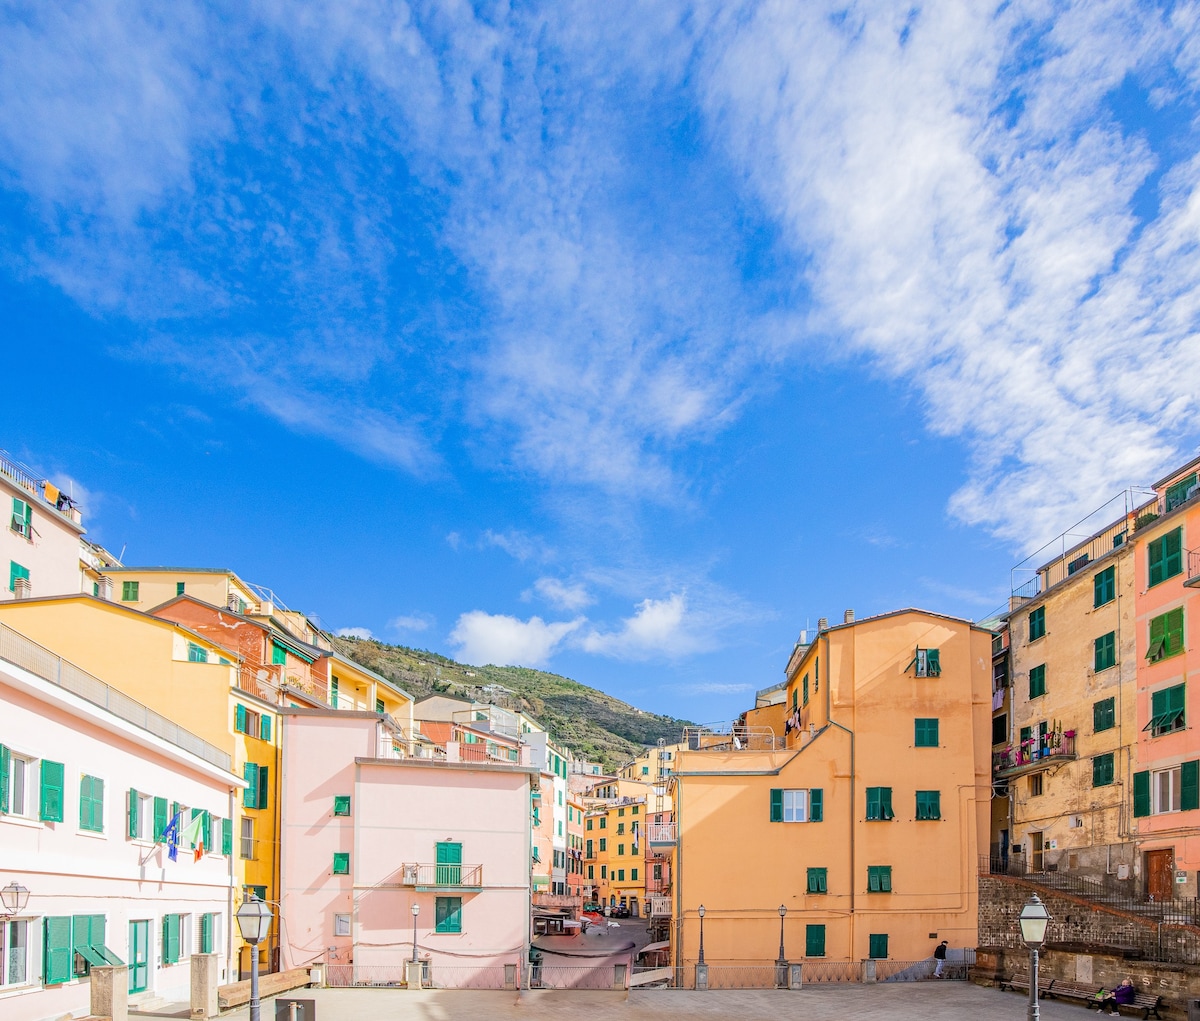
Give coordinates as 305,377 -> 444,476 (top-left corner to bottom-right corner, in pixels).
331,636 -> 693,771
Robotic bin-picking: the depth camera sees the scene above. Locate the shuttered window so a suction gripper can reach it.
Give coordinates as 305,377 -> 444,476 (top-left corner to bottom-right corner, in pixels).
221,817 -> 233,856
1094,632 -> 1116,671
865,787 -> 893,820
1029,606 -> 1045,641
43,916 -> 73,984
1093,753 -> 1115,788
162,913 -> 181,965
127,788 -> 140,838
805,924 -> 826,957
260,715 -> 272,743
154,796 -> 169,840
1094,566 -> 1115,607
1182,760 -> 1199,812
200,913 -> 214,954
1029,665 -> 1047,699
79,775 -> 104,832
867,866 -> 891,892
869,933 -> 889,959
1133,770 -> 1150,817
806,867 -> 827,894
915,790 -> 941,820
435,897 -> 462,933
1147,608 -> 1184,662
1093,697 -> 1115,733
914,718 -> 939,747
1148,528 -> 1183,587
332,852 -> 350,875
1146,683 -> 1186,736
333,795 -> 351,817
40,759 -> 65,822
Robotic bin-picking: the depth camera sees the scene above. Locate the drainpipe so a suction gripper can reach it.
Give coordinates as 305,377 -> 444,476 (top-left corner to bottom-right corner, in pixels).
822,630 -> 857,948
674,776 -> 684,988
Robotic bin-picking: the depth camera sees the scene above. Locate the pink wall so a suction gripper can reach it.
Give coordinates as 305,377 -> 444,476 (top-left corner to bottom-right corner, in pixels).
280,712 -> 533,982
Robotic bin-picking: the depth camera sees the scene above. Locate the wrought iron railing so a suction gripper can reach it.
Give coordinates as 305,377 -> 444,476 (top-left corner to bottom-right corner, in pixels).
682,725 -> 782,751
993,733 -> 1076,775
398,863 -> 484,888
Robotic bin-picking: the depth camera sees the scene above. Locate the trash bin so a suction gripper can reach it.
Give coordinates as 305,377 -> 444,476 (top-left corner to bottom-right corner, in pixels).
275,999 -> 315,1021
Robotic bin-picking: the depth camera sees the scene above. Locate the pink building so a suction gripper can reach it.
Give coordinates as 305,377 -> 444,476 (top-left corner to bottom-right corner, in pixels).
279,709 -> 534,986
0,621 -> 243,1021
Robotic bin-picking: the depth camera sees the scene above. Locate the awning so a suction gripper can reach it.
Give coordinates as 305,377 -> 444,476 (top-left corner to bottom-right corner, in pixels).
638,941 -> 670,954
78,945 -> 125,967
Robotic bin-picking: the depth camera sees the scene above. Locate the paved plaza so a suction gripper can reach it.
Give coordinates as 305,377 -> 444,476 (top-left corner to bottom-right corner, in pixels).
194,983 -> 1109,1021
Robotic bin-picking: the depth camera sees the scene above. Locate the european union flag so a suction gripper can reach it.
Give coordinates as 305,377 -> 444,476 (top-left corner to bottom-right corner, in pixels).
161,810 -> 183,862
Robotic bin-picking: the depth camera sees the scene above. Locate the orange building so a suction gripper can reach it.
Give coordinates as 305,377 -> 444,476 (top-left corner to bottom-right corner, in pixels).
669,609 -> 992,972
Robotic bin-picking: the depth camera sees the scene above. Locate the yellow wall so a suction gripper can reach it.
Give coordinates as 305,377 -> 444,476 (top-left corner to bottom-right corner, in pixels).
672,611 -> 992,967
102,569 -> 255,615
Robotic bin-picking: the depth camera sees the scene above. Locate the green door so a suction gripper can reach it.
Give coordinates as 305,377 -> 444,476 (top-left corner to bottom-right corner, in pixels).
128,920 -> 149,994
435,841 -> 462,886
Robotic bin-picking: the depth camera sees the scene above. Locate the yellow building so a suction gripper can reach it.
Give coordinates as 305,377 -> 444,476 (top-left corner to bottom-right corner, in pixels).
0,595 -> 288,973
584,807 -> 610,905
605,799 -> 646,916
669,608 -> 992,971
98,566 -> 261,618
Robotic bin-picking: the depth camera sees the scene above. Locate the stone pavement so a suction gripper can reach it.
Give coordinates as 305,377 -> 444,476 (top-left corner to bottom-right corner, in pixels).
202,983 -> 1105,1020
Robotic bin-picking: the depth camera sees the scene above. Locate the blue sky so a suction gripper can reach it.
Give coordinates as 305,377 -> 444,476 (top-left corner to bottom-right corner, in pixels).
4,1 -> 1200,725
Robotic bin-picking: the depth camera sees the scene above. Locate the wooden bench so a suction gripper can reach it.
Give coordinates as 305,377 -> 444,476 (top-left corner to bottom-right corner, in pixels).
218,967 -> 312,1009
1045,979 -> 1100,1001
997,973 -> 1055,996
1049,984 -> 1163,1020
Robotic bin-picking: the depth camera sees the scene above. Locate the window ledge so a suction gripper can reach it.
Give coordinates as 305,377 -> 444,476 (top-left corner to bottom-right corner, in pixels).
78,829 -> 108,840
0,814 -> 44,830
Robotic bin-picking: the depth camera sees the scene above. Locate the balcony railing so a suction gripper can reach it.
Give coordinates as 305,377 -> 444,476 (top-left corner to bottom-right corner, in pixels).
682,725 -> 782,751
993,733 -> 1076,777
1186,549 -> 1200,589
647,823 -> 677,845
398,863 -> 484,890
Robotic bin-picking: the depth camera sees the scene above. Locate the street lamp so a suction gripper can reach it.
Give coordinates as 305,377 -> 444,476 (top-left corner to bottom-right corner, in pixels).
234,895 -> 273,1021
697,905 -> 706,966
0,882 -> 30,917
1018,894 -> 1051,1021
776,904 -> 788,988
411,903 -> 420,964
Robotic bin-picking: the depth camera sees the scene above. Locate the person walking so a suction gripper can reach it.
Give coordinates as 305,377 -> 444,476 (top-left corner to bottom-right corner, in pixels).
933,940 -> 949,978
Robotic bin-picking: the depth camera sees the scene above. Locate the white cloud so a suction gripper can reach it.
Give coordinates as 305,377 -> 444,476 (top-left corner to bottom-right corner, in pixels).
449,611 -> 583,667
335,626 -> 374,639
479,529 -> 552,563
581,592 -> 711,661
390,613 -> 433,633
677,682 -> 754,695
528,577 -> 594,612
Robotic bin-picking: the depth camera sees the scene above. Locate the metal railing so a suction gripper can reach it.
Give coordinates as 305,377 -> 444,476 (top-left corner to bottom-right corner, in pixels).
683,725 -> 783,751
647,823 -> 677,844
397,863 -> 484,888
1187,549 -> 1200,587
0,621 -> 232,771
993,733 -> 1076,775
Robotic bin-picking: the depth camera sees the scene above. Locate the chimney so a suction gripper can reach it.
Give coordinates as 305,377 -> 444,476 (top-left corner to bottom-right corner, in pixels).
817,617 -> 829,631
844,609 -> 855,624
97,576 -> 113,601
13,576 -> 32,600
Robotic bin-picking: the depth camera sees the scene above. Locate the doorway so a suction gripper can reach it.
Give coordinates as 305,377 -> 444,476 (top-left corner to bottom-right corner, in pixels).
1146,848 -> 1174,901
128,921 -> 149,994
1030,831 -> 1044,872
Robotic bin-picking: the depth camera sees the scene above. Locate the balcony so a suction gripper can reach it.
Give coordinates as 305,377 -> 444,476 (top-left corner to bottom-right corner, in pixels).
682,725 -> 783,751
993,732 -> 1076,778
647,895 -> 671,918
647,823 -> 676,847
1186,549 -> 1200,589
397,863 -> 484,891
532,892 -> 583,912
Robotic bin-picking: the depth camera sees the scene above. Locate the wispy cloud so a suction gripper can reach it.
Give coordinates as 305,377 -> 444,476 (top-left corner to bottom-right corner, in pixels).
335,626 -> 374,640
479,529 -> 554,564
676,681 -> 754,695
526,577 -> 594,612
449,610 -> 584,668
390,613 -> 434,634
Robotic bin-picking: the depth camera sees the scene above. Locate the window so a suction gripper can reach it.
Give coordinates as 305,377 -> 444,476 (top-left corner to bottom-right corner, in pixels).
1029,773 -> 1043,797
1093,697 -> 1115,733
805,923 -> 826,958
599,838 -> 607,852
1147,683 -> 1186,736
261,715 -> 272,743
1148,527 -> 1183,587
78,775 -> 104,832
865,787 -> 894,821
632,806 -> 638,815
600,866 -> 607,879
243,763 -> 269,809
803,673 -> 810,705
617,870 -> 625,881
271,642 -> 287,665
869,933 -> 889,959
240,817 -> 255,859
599,817 -> 606,829
333,795 -> 351,816
586,839 -> 593,858
1165,473 -> 1198,512
867,866 -> 891,893
586,818 -> 593,830
176,581 -> 186,596
0,919 -> 29,987
587,865 -> 594,879
769,788 -> 823,822
1094,632 -> 1116,671
39,758 -> 64,820
162,913 -> 181,965
187,642 -> 208,663
907,647 -> 941,677
330,677 -> 339,708
1094,566 -> 1115,607
616,843 -> 624,856
992,714 -> 1007,745
127,789 -> 151,840
244,885 -> 267,902
10,497 -> 32,538
434,897 -> 460,940
1029,606 -> 1045,641
1147,608 -> 1184,662
1029,664 -> 1046,699
222,817 -> 233,856
332,852 -> 350,875
915,790 -> 941,820
0,746 -> 32,816
617,823 -> 625,835
122,580 -> 139,602
8,561 -> 29,593
235,704 -> 260,738
334,914 -> 351,937
43,916 -> 73,984
914,718 -> 939,747
631,868 -> 638,881
1151,765 -> 1182,814
1092,753 -> 1114,788
618,807 -> 625,817
806,867 -> 827,894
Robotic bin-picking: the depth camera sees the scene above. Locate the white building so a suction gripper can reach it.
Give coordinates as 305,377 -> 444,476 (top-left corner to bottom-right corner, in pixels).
2,451 -> 87,603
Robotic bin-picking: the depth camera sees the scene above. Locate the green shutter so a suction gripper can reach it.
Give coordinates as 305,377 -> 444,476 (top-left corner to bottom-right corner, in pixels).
924,648 -> 941,676
881,788 -> 893,819
1166,608 -> 1185,657
154,796 -> 168,840
375,698 -> 385,714
332,852 -> 350,874
222,816 -> 233,855
80,775 -> 104,831
200,913 -> 213,954
44,916 -> 73,984
271,641 -> 287,665
916,790 -> 940,820
128,789 -> 140,838
244,763 -> 259,808
809,788 -> 823,822
805,923 -> 826,957
1133,770 -> 1151,817
806,867 -> 827,894
915,718 -> 939,747
333,795 -> 351,816
1092,753 -> 1114,788
869,933 -> 889,959
40,759 -> 64,822
0,744 -> 9,814
201,809 -> 212,849
1150,528 -> 1183,586
256,766 -> 269,810
769,788 -> 783,822
1029,607 -> 1045,640
1095,632 -> 1116,671
163,913 -> 180,964
435,896 -> 463,933
1029,664 -> 1046,699
1093,698 -> 1115,732
235,704 -> 247,734
261,715 -> 272,743
1182,760 -> 1199,812
1094,566 -> 1115,607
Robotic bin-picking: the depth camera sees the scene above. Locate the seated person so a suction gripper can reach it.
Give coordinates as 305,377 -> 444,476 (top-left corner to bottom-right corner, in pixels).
1094,978 -> 1136,1016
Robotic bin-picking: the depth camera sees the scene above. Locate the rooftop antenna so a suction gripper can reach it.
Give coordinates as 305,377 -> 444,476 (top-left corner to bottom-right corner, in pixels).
119,543 -> 127,562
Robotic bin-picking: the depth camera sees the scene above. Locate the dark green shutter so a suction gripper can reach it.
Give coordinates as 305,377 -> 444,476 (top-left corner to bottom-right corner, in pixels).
261,715 -> 272,743
40,759 -> 64,821
881,788 -> 893,819
1166,608 -> 1185,656
44,916 -> 73,984
333,795 -> 351,816
1133,770 -> 1151,817
222,816 -> 233,855
333,852 -> 349,874
0,744 -> 8,814
869,933 -> 888,959
244,763 -> 259,808
1182,760 -> 1199,812
154,796 -> 168,840
809,788 -> 823,822
163,914 -> 180,964
235,704 -> 247,733
805,924 -> 826,957
200,913 -> 213,954
769,788 -> 783,822
256,766 -> 269,810
128,789 -> 139,838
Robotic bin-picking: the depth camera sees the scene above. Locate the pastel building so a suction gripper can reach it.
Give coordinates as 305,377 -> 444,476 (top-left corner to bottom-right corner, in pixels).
0,619 -> 242,1021
279,708 -> 535,984
2,450 -> 86,602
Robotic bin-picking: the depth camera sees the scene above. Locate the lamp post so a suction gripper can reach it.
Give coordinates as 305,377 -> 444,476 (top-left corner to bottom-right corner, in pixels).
411,903 -> 420,964
1018,894 -> 1051,1021
697,905 -> 706,965
234,895 -> 273,1021
776,904 -> 788,988
0,882 -> 30,917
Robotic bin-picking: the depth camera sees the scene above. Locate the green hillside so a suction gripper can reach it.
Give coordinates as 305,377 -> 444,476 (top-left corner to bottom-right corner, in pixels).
331,636 -> 693,771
